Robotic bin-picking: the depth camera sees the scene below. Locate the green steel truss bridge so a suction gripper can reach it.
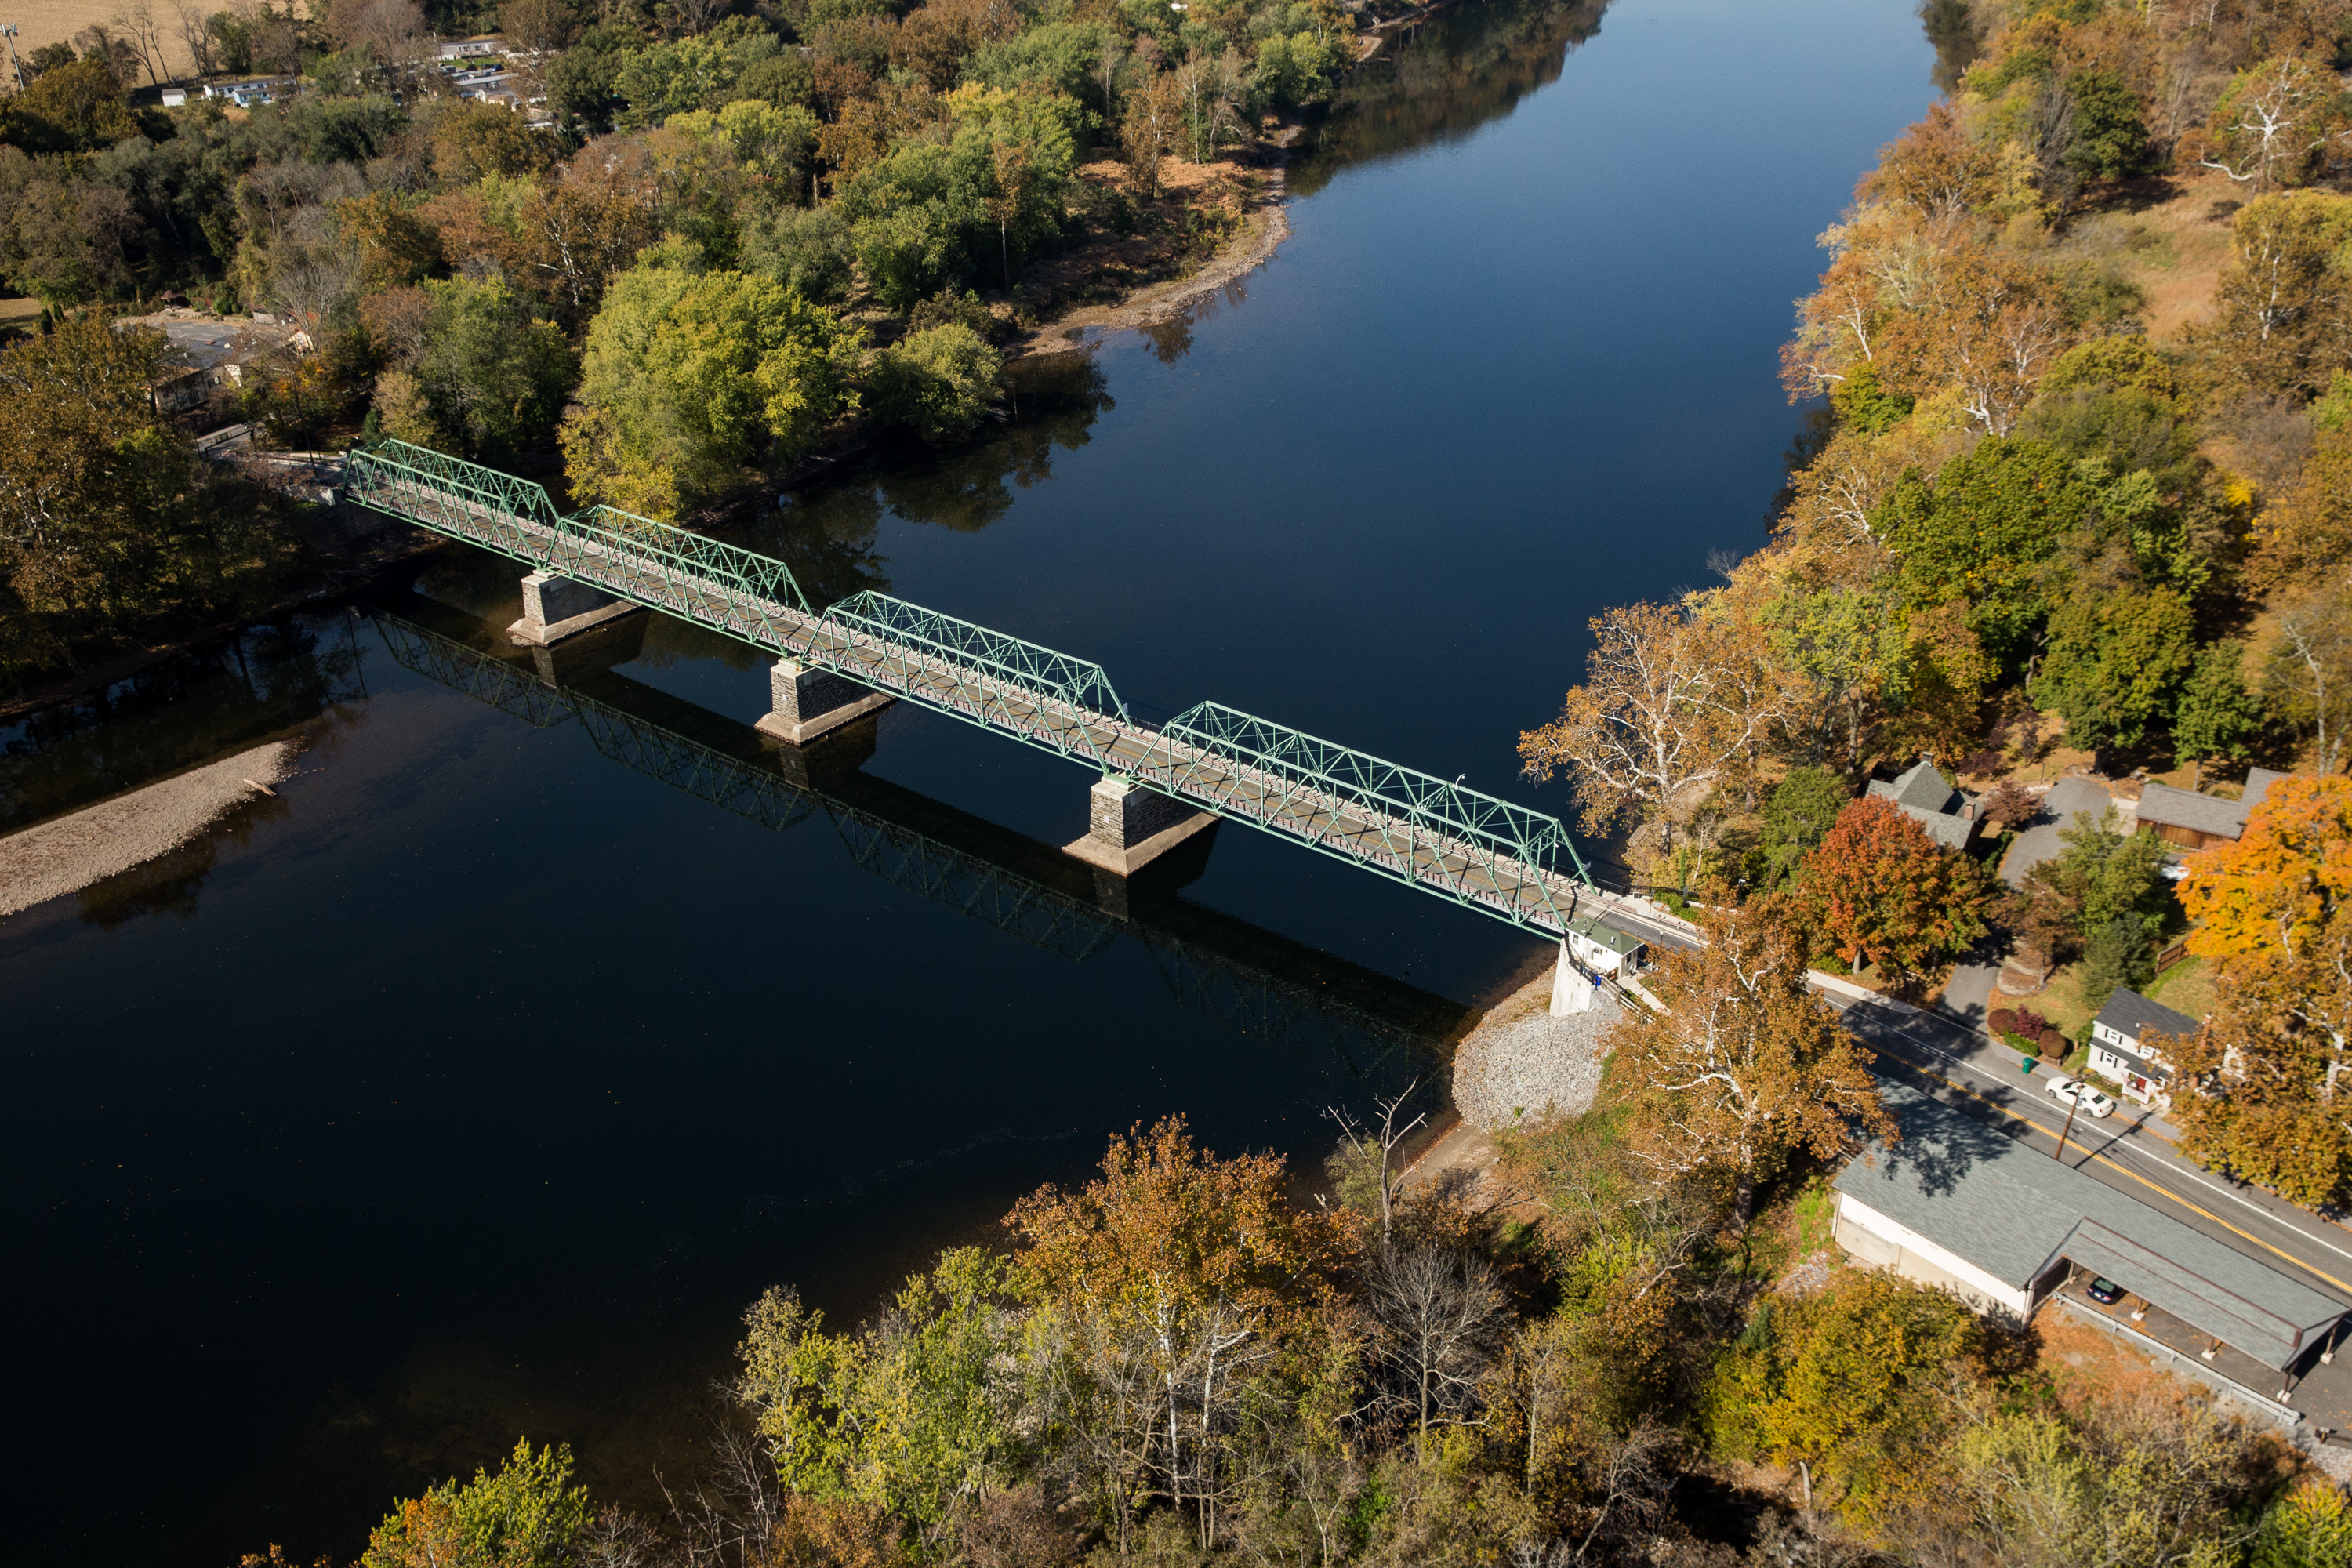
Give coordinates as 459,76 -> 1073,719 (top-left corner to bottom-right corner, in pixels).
347,438 -> 1660,942
372,609 -> 1465,1075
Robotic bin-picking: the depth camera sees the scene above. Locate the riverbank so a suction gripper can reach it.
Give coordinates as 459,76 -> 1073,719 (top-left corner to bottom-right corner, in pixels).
0,740 -> 296,920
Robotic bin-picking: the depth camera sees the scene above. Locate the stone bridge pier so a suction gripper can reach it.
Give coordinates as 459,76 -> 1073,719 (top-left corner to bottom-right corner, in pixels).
1065,775 -> 1218,877
509,571 -> 644,647
755,656 -> 895,745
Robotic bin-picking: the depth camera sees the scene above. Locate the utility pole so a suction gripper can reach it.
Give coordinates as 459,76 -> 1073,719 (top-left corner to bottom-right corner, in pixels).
2053,1084 -> 2082,1162
1,25 -> 24,96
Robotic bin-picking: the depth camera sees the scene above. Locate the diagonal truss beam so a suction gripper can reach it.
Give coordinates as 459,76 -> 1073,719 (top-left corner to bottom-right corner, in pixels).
1130,702 -> 1590,934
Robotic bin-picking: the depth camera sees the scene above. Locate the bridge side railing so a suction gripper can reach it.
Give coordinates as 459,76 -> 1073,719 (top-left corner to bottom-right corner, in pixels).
345,441 -> 815,624
1135,702 -> 1589,934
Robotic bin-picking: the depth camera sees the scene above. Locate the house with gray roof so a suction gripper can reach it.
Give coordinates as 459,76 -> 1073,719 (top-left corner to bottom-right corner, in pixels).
1834,1082 -> 2345,1376
2089,986 -> 2197,1110
2136,767 -> 2288,851
1865,757 -> 1978,851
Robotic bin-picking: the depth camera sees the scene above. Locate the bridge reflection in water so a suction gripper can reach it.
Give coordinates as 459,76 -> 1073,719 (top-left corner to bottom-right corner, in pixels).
372,602 -> 1472,1079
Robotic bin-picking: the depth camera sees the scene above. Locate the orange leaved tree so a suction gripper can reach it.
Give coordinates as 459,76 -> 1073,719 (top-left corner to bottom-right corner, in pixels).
1609,901 -> 1894,1225
1005,1116 -> 1345,1555
1806,796 -> 1994,985
2165,775 -> 2352,1200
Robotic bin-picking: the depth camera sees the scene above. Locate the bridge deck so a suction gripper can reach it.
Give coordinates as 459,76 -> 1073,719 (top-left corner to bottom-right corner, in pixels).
347,450 -> 1684,946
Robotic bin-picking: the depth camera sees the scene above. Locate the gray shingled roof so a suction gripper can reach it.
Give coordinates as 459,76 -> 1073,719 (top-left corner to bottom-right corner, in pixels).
2245,767 -> 2287,811
1869,758 -> 1960,815
2135,782 -> 2249,838
2095,985 -> 2198,1047
1835,1082 -> 2346,1368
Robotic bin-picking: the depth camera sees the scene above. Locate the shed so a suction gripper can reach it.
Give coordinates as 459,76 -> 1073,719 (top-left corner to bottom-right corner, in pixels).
1564,915 -> 1645,976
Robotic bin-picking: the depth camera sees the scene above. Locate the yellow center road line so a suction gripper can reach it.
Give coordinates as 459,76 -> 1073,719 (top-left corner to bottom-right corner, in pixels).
1878,1051 -> 2352,1299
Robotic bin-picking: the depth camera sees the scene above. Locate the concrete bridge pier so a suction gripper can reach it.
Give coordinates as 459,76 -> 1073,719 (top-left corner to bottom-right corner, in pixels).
754,657 -> 894,745
1065,775 -> 1218,877
509,572 -> 644,647
1550,943 -> 1597,1017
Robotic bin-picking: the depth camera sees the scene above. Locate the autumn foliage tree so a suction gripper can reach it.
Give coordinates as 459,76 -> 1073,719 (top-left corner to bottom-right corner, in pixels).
1806,795 -> 1995,982
1004,1116 -> 1346,1554
1607,900 -> 1893,1225
2163,776 -> 2352,1201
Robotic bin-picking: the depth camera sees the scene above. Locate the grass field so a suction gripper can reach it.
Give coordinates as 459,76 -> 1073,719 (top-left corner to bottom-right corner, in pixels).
6,0 -> 199,82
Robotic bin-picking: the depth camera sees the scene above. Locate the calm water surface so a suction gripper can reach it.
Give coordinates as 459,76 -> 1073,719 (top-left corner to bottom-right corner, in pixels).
5,2 -> 1933,1559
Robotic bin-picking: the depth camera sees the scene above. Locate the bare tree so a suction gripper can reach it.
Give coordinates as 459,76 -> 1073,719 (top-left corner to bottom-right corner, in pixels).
1325,1078 -> 1424,1249
659,1422 -> 790,1568
1364,1247 -> 1510,1451
2270,589 -> 2352,774
174,0 -> 217,77
111,0 -> 173,85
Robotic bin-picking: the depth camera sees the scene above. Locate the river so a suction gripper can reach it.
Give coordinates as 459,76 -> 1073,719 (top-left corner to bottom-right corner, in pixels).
3,2 -> 1935,1560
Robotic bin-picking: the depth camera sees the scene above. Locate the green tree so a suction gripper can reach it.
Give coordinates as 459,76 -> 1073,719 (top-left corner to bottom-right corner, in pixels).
1871,437 -> 2099,668
561,264 -> 863,517
2250,1482 -> 2352,1568
358,1438 -> 591,1568
545,23 -> 640,135
2172,641 -> 2268,785
2077,914 -> 2155,1014
0,314 -> 288,668
1708,1270 -> 1987,1530
2020,809 -> 2171,971
870,323 -> 1001,442
1,58 -> 140,152
1760,766 -> 1849,889
2061,67 -> 2150,183
402,278 -> 575,459
615,16 -> 782,128
2032,583 -> 2196,752
735,1251 -> 1019,1555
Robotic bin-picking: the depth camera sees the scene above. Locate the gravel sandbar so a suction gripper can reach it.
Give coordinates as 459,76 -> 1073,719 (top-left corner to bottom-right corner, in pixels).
0,742 -> 295,919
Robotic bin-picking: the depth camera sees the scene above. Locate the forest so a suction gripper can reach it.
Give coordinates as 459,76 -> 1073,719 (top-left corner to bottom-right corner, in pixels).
0,0 -> 1394,678
1522,0 -> 2352,1211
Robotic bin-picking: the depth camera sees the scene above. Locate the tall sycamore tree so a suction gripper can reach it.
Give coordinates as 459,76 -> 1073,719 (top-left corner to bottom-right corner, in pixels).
1519,601 -> 1778,871
1608,902 -> 1893,1225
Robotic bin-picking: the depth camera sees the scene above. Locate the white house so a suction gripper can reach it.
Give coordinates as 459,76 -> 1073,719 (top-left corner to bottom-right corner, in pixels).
2089,986 -> 2196,1110
1563,914 -> 1645,977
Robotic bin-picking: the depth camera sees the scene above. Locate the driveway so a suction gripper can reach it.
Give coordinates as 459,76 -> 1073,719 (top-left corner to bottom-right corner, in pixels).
2001,775 -> 2119,888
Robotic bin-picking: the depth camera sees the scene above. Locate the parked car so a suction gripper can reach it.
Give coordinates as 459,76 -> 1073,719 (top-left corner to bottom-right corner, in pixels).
2085,1276 -> 2124,1305
2045,1076 -> 2117,1119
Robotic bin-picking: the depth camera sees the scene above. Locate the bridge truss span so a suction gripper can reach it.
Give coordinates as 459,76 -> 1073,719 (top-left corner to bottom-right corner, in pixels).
343,438 -> 1632,942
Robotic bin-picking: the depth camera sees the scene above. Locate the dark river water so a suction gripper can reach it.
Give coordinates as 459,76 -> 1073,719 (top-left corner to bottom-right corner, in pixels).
4,2 -> 1933,1560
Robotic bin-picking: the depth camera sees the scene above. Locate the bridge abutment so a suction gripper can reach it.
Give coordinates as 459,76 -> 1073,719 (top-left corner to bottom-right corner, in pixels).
1550,944 -> 1597,1016
754,657 -> 895,745
1065,775 -> 1218,877
509,572 -> 644,647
